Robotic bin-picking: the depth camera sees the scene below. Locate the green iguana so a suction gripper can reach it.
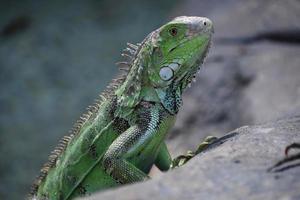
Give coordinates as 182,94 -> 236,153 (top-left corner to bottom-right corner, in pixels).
29,16 -> 214,200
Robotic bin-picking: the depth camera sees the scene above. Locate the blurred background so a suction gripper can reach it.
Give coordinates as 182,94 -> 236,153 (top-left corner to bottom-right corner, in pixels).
0,0 -> 299,199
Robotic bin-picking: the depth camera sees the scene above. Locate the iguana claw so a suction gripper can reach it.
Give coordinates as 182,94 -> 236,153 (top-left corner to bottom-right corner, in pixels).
171,136 -> 218,169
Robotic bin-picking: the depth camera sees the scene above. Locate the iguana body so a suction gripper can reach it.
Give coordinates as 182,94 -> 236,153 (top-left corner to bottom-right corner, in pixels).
30,16 -> 214,200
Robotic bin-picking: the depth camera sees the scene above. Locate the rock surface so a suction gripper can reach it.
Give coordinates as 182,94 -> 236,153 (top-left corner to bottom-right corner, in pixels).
83,113 -> 300,200
1,0 -> 300,199
168,0 -> 300,156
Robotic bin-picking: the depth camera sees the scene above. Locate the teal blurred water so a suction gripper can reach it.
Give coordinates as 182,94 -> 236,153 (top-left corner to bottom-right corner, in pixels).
0,0 -> 179,199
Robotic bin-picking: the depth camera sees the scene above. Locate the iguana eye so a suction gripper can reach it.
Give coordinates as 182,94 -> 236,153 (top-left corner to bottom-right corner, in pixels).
169,27 -> 178,36
159,67 -> 174,81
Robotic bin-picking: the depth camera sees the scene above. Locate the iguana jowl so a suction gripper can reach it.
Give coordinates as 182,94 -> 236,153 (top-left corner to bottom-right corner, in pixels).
30,16 -> 214,200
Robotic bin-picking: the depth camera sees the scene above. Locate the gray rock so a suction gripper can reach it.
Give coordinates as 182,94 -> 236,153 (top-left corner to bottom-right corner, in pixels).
83,114 -> 300,200
1,0 -> 300,199
167,0 -> 300,156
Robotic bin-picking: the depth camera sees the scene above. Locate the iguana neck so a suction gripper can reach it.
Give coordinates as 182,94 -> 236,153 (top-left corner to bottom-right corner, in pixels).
115,37 -> 160,117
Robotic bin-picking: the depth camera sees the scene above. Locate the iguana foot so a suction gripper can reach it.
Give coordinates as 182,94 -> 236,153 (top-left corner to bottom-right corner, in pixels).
171,136 -> 218,169
268,143 -> 300,172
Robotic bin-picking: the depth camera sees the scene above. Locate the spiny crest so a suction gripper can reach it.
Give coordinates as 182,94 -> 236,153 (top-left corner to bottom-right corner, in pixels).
116,59 -> 144,111
30,41 -> 142,197
116,42 -> 141,72
29,68 -> 129,198
115,41 -> 150,113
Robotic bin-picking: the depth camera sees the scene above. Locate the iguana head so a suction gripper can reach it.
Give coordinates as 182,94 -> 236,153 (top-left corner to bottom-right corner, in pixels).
149,16 -> 214,114
116,16 -> 213,115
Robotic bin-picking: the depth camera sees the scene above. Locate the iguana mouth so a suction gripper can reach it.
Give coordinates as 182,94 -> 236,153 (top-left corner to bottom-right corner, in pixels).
181,38 -> 212,89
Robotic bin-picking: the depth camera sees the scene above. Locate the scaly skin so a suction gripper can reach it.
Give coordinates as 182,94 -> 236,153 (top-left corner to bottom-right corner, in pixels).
30,16 -> 214,200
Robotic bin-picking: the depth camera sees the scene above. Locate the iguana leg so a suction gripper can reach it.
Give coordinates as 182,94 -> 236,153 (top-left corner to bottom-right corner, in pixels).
102,103 -> 172,184
102,125 -> 150,184
171,136 -> 218,168
268,143 -> 300,172
155,142 -> 172,171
